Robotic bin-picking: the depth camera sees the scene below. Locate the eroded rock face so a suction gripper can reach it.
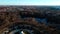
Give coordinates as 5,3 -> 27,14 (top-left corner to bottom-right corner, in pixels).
0,6 -> 59,34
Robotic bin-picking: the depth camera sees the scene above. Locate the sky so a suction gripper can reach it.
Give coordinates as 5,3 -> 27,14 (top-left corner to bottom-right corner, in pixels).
0,0 -> 60,5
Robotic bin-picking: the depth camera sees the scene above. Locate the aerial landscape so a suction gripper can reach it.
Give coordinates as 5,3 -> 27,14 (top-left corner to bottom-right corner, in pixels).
0,6 -> 60,34
0,0 -> 60,34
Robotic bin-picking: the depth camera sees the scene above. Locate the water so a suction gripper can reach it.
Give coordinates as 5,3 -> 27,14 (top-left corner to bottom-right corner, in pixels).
35,18 -> 48,25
